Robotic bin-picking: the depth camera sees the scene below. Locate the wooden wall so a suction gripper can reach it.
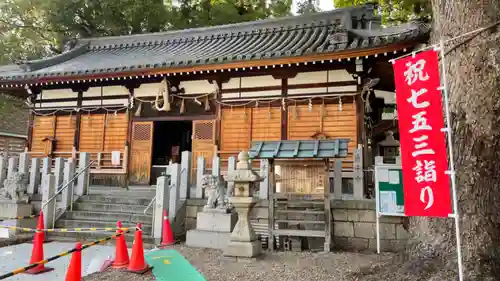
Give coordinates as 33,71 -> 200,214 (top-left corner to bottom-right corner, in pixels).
219,102 -> 358,167
0,135 -> 26,155
31,113 -> 128,159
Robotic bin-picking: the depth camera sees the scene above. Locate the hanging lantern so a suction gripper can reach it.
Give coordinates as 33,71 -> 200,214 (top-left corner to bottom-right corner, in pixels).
339,96 -> 343,112
308,99 -> 312,112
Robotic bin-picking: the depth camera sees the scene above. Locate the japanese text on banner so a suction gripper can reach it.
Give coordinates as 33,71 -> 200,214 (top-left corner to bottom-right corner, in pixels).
392,50 -> 452,217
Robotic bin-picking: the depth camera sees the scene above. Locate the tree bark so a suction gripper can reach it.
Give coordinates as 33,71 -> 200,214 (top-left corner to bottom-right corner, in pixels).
406,0 -> 500,280
361,1 -> 500,281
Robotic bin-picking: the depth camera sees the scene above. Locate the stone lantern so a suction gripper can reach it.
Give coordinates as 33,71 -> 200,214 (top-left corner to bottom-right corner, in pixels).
377,131 -> 400,164
223,151 -> 261,258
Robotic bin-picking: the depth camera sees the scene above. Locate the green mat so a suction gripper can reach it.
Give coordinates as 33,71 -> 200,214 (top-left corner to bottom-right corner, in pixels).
145,249 -> 206,281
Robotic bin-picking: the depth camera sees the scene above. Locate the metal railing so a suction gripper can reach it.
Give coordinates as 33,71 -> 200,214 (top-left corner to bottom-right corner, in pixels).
41,160 -> 96,228
144,196 -> 156,215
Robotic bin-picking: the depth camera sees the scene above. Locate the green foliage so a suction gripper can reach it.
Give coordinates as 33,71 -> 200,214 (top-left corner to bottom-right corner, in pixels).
296,0 -> 321,14
0,0 -> 296,65
333,0 -> 431,24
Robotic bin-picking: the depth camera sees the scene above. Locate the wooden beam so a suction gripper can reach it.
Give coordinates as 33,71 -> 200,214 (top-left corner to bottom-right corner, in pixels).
133,115 -> 217,121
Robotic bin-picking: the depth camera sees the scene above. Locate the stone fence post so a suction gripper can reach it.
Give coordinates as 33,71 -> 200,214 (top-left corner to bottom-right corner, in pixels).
41,174 -> 56,229
61,160 -> 76,210
0,155 -> 7,188
180,151 -> 191,200
76,153 -> 90,196
195,157 -> 205,199
28,158 -> 41,194
169,163 -> 181,222
154,175 -> 171,241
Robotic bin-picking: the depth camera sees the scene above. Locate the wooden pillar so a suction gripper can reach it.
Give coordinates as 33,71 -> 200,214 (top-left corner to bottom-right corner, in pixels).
281,78 -> 288,140
259,159 -> 269,199
26,89 -> 38,151
73,91 -> 83,151
268,159 -> 276,251
333,159 -> 343,199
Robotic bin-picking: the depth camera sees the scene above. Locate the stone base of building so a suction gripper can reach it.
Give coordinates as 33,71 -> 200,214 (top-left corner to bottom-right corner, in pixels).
224,240 -> 261,258
185,210 -> 237,250
0,201 -> 34,239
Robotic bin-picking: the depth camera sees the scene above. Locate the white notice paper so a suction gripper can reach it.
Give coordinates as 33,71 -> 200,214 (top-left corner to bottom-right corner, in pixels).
111,151 -> 121,166
389,170 -> 400,185
378,168 -> 389,183
379,191 -> 397,214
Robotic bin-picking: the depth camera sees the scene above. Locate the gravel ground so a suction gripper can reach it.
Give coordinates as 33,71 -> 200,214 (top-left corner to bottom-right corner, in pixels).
82,244 -> 395,281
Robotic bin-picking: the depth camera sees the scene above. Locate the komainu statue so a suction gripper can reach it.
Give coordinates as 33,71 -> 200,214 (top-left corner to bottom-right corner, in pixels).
201,174 -> 228,210
0,172 -> 28,202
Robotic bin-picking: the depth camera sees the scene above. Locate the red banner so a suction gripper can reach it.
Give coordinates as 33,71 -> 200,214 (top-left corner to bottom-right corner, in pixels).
393,50 -> 452,217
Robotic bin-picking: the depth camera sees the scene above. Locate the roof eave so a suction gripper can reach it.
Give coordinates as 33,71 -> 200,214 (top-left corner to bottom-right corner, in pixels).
0,39 -> 426,88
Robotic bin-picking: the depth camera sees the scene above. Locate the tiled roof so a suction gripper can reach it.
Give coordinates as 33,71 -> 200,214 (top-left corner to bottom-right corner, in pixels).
0,5 -> 429,82
249,139 -> 350,159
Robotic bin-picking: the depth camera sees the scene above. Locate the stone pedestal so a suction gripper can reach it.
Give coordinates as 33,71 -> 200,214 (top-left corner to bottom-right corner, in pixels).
186,210 -> 237,250
0,201 -> 35,238
224,196 -> 261,257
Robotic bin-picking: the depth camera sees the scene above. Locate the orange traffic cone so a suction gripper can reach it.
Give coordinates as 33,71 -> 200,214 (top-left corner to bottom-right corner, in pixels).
159,209 -> 175,247
127,223 -> 152,274
112,221 -> 129,268
64,242 -> 82,281
25,213 -> 53,274
36,211 -> 44,230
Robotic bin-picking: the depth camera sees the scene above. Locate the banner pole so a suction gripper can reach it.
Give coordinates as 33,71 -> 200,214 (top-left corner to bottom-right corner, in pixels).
375,167 -> 381,254
438,39 -> 464,281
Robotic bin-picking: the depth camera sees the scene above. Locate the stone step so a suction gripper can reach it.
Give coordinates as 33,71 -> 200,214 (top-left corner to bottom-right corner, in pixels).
89,185 -> 156,191
63,211 -> 152,224
79,195 -> 153,205
72,202 -> 148,213
47,232 -> 157,249
87,189 -> 156,195
55,219 -> 152,234
30,194 -> 62,201
87,189 -> 156,197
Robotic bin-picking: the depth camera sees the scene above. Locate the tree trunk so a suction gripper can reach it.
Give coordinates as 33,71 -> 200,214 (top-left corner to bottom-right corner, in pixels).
362,1 -> 500,281
409,0 -> 500,280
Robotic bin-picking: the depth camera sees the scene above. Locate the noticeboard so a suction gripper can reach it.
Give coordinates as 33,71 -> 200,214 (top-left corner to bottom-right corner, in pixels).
375,165 -> 404,216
